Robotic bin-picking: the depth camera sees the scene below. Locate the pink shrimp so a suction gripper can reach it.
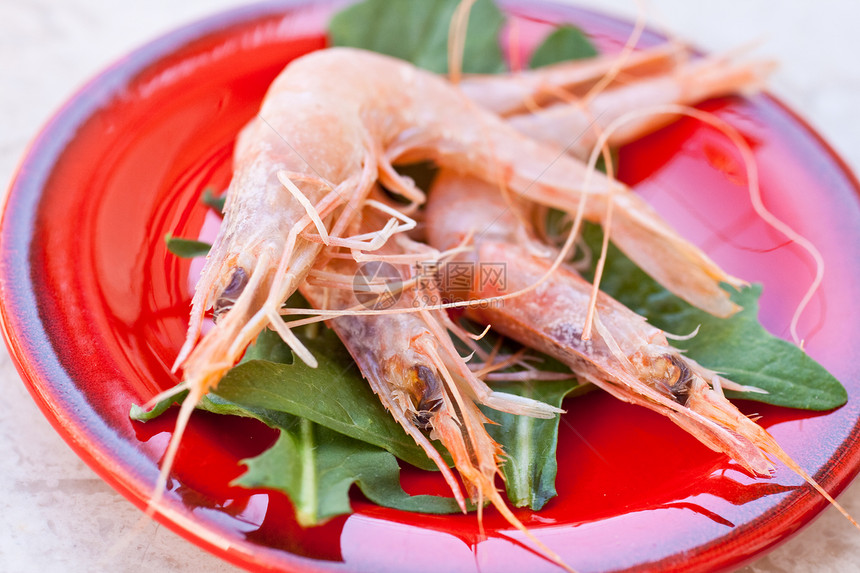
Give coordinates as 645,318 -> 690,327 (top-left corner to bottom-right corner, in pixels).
459,41 -> 689,116
425,171 -> 857,525
503,51 -> 774,159
461,40 -> 772,159
298,201 -> 569,570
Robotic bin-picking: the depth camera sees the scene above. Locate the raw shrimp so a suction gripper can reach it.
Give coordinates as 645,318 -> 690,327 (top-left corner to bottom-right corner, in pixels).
425,171 -> 857,523
459,41 -> 689,116
298,201 -> 569,570
461,41 -> 772,160
503,51 -> 773,159
160,46 -> 743,504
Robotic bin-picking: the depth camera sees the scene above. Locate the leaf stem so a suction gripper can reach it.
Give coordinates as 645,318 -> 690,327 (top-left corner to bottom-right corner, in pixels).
297,418 -> 318,526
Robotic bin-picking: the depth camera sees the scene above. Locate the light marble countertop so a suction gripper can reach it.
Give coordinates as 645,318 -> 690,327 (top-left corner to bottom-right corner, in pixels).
2,1 -> 859,571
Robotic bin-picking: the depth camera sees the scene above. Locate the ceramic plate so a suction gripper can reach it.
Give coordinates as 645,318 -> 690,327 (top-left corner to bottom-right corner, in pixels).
3,1 -> 860,571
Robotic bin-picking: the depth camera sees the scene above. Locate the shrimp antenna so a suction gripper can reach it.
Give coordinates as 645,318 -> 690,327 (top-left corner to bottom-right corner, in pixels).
447,0 -> 477,85
581,102 -> 823,347
580,0 -> 648,106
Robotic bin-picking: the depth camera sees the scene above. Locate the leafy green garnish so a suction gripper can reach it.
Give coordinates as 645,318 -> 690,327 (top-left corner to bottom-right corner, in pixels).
164,188 -> 222,258
213,328 -> 449,471
582,224 -> 847,410
132,329 -> 446,471
131,387 -> 296,428
132,378 -> 462,525
202,187 -> 226,213
164,233 -> 211,258
236,419 -> 461,526
482,379 -> 587,509
530,25 -> 598,68
329,0 -> 506,74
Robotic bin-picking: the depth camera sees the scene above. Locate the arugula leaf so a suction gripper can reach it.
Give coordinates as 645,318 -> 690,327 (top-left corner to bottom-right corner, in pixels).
130,392 -> 183,422
240,327 -> 294,365
213,328 -> 448,471
483,380 -> 588,509
582,224 -> 847,410
164,233 -> 211,258
164,188 -> 222,259
329,0 -> 506,74
530,25 -> 598,68
235,420 -> 461,526
201,187 -> 226,213
133,388 -> 461,523
131,326 -> 442,470
130,386 -> 295,428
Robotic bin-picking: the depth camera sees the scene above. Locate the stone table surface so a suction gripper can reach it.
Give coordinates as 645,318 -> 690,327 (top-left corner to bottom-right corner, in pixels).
2,1 -> 859,571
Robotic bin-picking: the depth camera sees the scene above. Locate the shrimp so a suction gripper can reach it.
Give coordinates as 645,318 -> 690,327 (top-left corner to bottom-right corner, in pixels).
459,41 -> 689,116
461,42 -> 772,160
425,171 -> 858,525
298,201 -> 569,570
502,51 -> 774,159
159,46 -> 744,506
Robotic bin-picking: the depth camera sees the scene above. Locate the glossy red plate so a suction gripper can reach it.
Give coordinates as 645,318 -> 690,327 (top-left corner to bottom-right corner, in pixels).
3,1 -> 860,572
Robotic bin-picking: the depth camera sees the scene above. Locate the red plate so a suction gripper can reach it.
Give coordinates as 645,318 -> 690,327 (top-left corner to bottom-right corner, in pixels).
3,1 -> 860,571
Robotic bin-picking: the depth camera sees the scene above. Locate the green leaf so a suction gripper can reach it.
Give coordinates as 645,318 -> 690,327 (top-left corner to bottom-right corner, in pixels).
130,386 -> 294,428
483,379 -> 588,509
454,319 -> 587,509
530,25 -> 598,68
329,0 -> 506,74
130,391 -> 185,421
132,386 -> 461,523
214,328 -> 447,471
235,420 -> 461,526
164,233 -> 211,258
240,327 -> 294,365
131,319 -> 450,469
582,224 -> 847,410
202,187 -> 226,213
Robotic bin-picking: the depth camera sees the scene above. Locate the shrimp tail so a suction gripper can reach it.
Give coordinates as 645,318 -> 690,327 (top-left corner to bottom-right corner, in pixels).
607,192 -> 746,316
682,53 -> 777,102
686,378 -> 860,530
460,42 -> 690,117
427,366 -> 575,573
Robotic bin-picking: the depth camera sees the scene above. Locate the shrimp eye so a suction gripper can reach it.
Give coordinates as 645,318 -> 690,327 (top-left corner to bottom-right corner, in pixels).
665,355 -> 693,404
213,267 -> 248,321
414,410 -> 434,430
413,365 -> 443,430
